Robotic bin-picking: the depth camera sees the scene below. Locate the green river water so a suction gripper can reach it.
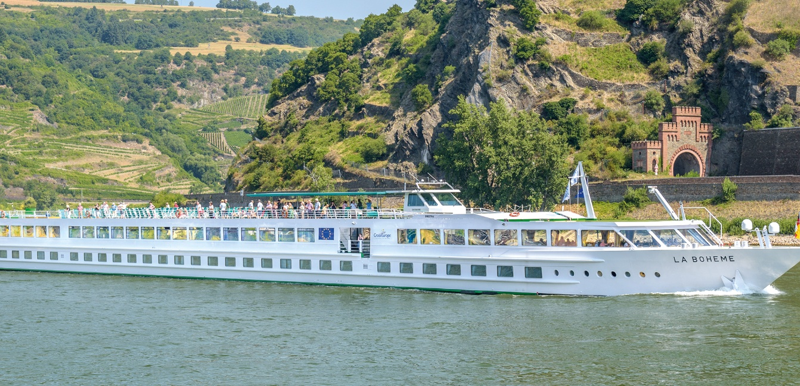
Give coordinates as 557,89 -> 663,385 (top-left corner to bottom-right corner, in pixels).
2,265 -> 800,385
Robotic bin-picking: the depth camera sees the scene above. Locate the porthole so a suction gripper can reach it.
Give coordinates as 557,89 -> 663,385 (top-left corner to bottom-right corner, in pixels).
569,270 -> 575,277
655,272 -> 661,278
597,271 -> 603,277
584,270 -> 589,277
640,272 -> 646,278
611,271 -> 617,277
554,269 -> 559,276
625,271 -> 631,277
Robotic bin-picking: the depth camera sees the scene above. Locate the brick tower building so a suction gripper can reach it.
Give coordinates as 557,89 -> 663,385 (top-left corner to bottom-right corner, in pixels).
631,106 -> 712,176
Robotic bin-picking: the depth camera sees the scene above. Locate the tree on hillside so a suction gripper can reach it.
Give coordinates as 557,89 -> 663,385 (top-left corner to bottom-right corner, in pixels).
286,5 -> 296,15
189,1 -> 194,5
271,5 -> 284,15
259,1 -> 271,12
435,97 -> 570,210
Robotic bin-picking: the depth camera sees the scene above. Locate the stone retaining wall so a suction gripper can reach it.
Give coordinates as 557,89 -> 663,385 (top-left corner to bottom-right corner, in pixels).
589,175 -> 800,202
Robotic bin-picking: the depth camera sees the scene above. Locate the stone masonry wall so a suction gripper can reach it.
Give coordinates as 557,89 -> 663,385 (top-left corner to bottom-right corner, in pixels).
589,175 -> 800,202
739,128 -> 800,175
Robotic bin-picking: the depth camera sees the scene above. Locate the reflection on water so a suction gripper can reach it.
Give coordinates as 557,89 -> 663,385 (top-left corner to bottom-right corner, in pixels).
2,265 -> 800,385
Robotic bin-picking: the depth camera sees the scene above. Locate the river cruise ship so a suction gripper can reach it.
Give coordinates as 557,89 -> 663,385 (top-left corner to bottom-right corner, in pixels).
0,176 -> 798,296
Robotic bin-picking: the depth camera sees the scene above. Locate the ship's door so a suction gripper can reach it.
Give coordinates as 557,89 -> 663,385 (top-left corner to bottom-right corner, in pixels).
339,228 -> 371,257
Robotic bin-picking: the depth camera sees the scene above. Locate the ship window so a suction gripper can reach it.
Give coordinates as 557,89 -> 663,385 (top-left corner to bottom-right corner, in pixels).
525,267 -> 543,279
400,262 -> 413,274
522,230 -> 547,246
97,227 -> 110,239
278,228 -> 295,242
471,265 -> 487,276
0,225 -> 7,237
24,250 -> 32,259
189,227 -> 203,240
127,254 -> 137,264
444,229 -> 465,245
208,256 -> 218,266
113,253 -> 122,263
191,256 -> 201,266
206,227 -> 221,241
127,227 -> 140,239
597,271 -> 603,277
111,226 -> 124,239
141,227 -> 154,240
625,271 -> 631,277
0,250 -> 6,258
259,227 -> 276,242
377,262 -> 391,273
299,259 -> 311,270
423,263 -> 437,275
468,230 -> 490,246
612,271 -> 617,277
570,270 -> 574,276
158,255 -> 167,265
584,270 -> 589,277
619,230 -> 660,248
223,227 -> 239,241
655,272 -> 661,278
50,252 -> 58,260
280,259 -> 292,269
157,227 -> 171,240
243,258 -> 254,268
497,266 -> 514,277
98,253 -> 107,262
10,250 -> 19,259
551,230 -> 577,247
420,229 -> 441,245
48,226 -> 60,238
320,260 -> 332,270
446,264 -> 461,276
651,229 -> 684,247
84,252 -> 92,262
397,229 -> 417,244
225,257 -> 236,267
82,226 -> 95,239
581,230 -> 623,247
173,227 -> 187,240
142,254 -> 152,264
36,226 -> 47,238
174,255 -> 184,265
420,193 -> 439,206
23,226 -> 34,238
37,251 -> 44,260
494,229 -> 518,246
407,194 -> 425,207
241,227 -> 257,241
260,258 -> 272,268
298,228 -> 315,243
10,226 -> 20,237
70,252 -> 78,261
434,193 -> 460,206
340,261 -> 353,271
678,229 -> 711,246
68,226 -> 81,238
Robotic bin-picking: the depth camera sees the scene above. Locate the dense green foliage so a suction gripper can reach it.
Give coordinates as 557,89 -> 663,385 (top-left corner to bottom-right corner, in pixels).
513,37 -> 546,61
541,98 -> 578,121
643,90 -> 665,113
637,41 -> 664,65
617,0 -> 686,29
435,97 -> 570,210
411,84 -> 433,111
258,16 -> 360,47
576,11 -> 608,30
765,38 -> 792,60
511,0 -> 542,31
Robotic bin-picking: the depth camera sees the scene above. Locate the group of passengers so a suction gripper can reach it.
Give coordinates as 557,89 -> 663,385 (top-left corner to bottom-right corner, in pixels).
65,201 -> 129,219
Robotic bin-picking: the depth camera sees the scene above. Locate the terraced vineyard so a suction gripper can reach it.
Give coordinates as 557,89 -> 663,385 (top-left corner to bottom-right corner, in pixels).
198,94 -> 269,119
178,109 -> 227,129
201,132 -> 235,155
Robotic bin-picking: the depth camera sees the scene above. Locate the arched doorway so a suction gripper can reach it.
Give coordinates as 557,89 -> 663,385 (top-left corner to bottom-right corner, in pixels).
672,151 -> 701,176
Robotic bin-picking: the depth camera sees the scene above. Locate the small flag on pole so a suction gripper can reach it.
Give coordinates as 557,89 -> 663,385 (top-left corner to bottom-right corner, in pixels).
795,213 -> 800,239
561,165 -> 581,202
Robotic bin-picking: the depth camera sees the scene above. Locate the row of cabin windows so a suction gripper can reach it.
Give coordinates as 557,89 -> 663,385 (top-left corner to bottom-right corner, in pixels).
376,262 -> 543,279
63,226 -> 317,243
396,228 -> 710,247
0,225 -> 60,238
0,250 -> 356,272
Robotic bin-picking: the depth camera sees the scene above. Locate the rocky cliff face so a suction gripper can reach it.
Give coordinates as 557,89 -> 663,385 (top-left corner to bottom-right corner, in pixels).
257,0 -> 799,178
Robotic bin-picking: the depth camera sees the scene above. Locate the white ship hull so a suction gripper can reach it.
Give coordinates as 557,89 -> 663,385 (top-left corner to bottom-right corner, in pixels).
1,215 -> 798,296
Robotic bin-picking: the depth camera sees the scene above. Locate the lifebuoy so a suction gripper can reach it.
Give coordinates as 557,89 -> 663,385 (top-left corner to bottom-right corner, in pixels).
510,212 -> 520,217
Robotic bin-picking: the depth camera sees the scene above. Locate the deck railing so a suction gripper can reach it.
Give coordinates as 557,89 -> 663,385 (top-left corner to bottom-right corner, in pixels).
0,208 -> 413,221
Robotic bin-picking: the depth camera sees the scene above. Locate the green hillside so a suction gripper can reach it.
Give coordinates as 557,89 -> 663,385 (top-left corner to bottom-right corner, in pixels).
0,3 -> 361,208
